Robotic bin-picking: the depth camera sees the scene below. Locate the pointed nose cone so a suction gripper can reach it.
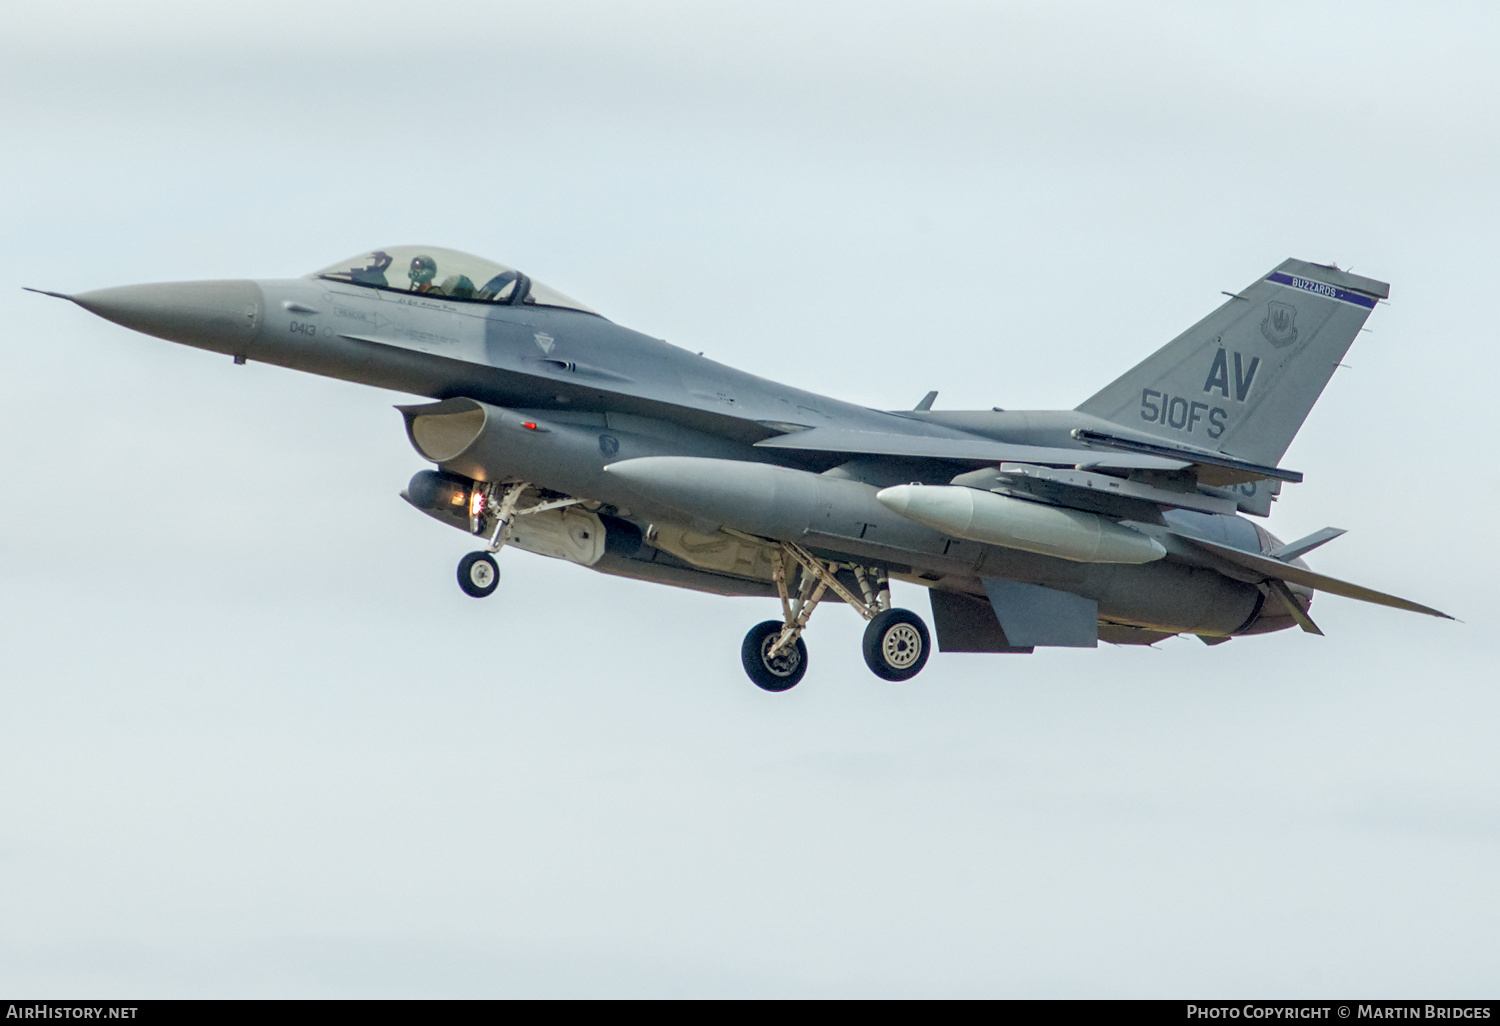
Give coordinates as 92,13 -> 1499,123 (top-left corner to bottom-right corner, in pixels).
876,484 -> 975,532
874,484 -> 916,517
71,280 -> 263,356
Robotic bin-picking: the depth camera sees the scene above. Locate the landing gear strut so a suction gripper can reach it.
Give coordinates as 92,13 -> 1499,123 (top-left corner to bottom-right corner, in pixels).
738,540 -> 931,690
455,481 -> 581,598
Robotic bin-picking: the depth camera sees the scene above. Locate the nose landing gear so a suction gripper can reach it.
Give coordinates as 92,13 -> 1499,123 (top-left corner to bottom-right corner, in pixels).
453,480 -> 582,598
457,551 -> 500,597
739,540 -> 931,691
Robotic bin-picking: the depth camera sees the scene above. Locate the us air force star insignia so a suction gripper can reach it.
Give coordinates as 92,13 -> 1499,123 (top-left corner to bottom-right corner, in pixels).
1260,301 -> 1299,348
533,332 -> 555,354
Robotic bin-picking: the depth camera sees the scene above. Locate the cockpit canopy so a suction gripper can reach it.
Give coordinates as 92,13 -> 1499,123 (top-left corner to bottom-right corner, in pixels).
310,246 -> 597,315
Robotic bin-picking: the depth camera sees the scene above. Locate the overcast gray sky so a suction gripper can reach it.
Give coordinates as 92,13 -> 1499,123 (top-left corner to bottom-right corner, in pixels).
2,0 -> 1497,997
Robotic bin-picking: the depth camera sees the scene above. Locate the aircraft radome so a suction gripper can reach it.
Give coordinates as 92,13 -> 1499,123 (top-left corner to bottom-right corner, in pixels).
29,248 -> 1451,691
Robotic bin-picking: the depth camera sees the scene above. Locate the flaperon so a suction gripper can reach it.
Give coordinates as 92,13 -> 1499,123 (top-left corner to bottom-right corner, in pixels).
30,249 -> 1450,691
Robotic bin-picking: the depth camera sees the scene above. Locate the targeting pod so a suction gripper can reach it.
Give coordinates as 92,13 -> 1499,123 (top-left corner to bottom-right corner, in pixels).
876,484 -> 1167,564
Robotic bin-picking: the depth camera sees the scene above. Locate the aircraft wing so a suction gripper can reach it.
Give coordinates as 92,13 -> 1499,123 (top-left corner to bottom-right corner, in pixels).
754,426 -> 1188,471
1182,536 -> 1452,619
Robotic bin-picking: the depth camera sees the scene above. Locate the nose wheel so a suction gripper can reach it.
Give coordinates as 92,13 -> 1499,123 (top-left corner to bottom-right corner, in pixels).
451,481 -> 585,599
457,551 -> 500,597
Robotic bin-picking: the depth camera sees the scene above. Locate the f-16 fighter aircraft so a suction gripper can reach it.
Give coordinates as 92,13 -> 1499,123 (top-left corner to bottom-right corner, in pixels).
31,248 -> 1450,691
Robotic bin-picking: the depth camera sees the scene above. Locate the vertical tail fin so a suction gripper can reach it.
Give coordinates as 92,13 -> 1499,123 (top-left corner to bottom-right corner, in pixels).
1076,259 -> 1389,466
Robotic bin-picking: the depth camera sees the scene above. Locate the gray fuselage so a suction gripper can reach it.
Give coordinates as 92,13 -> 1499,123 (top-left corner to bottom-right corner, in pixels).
64,272 -> 1296,641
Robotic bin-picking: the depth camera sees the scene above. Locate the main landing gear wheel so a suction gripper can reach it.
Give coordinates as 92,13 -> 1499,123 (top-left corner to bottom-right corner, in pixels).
863,608 -> 931,681
457,551 -> 500,598
741,620 -> 809,693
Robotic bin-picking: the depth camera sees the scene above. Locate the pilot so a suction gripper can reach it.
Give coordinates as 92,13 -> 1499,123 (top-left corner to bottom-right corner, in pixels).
348,250 -> 392,287
408,254 -> 442,294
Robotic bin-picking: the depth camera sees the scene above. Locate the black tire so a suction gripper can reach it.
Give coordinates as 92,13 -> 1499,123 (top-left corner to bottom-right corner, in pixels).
740,620 -> 808,692
457,551 -> 500,598
862,608 -> 931,681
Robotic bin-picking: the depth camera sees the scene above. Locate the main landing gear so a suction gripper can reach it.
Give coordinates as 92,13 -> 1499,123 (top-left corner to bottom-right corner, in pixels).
454,480 -> 580,598
739,541 -> 931,692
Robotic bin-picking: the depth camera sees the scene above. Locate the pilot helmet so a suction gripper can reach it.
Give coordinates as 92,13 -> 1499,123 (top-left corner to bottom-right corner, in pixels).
408,254 -> 438,286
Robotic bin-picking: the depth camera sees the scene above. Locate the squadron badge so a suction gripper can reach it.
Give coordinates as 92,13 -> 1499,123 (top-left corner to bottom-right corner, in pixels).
1260,301 -> 1299,348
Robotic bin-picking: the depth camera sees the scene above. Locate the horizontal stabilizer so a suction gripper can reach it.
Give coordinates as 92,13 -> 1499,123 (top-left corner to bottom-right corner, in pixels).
756,426 -> 1187,470
1184,536 -> 1452,620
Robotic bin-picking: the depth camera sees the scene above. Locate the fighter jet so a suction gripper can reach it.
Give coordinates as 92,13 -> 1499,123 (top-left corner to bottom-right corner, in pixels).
30,247 -> 1450,691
